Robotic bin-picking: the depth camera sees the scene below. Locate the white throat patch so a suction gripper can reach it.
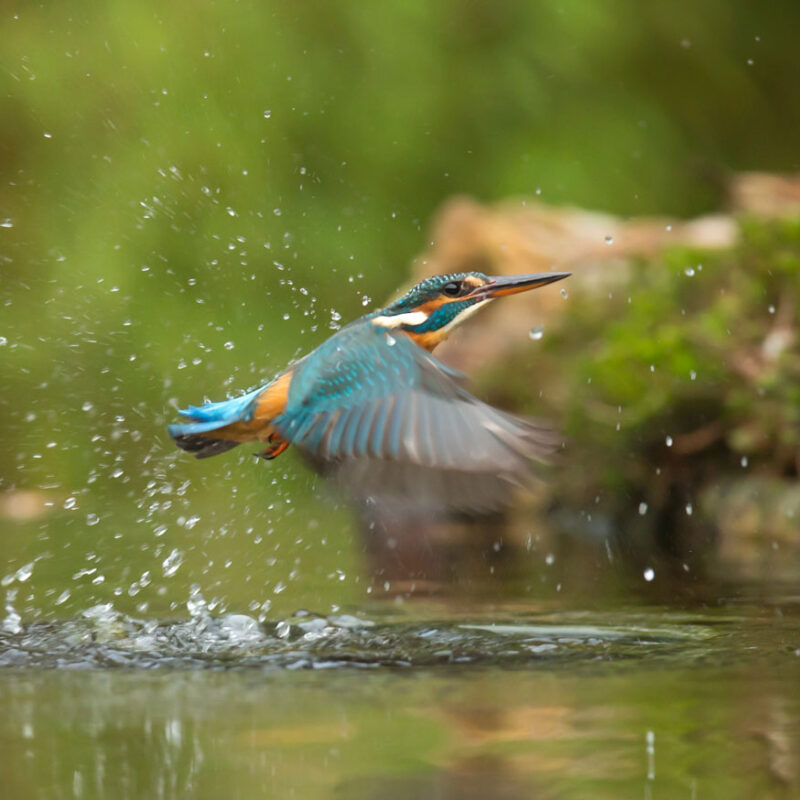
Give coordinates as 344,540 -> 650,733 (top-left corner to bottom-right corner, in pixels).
371,310 -> 429,328
371,299 -> 492,333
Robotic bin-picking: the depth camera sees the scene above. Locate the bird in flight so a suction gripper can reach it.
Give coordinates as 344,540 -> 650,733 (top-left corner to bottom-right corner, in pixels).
169,271 -> 569,514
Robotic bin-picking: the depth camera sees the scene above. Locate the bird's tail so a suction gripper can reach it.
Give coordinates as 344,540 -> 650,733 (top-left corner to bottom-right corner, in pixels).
168,387 -> 264,459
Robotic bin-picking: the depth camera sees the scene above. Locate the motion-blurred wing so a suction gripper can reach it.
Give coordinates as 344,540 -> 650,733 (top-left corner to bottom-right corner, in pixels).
273,322 -> 561,513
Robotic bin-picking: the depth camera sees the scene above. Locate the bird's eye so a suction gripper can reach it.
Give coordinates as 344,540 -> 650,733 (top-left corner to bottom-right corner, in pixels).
442,281 -> 462,297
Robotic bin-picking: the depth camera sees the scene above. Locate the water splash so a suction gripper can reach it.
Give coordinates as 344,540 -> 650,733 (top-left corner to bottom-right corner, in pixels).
0,606 -> 713,670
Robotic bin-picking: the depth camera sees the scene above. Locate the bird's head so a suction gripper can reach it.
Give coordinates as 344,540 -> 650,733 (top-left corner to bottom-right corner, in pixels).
370,271 -> 570,349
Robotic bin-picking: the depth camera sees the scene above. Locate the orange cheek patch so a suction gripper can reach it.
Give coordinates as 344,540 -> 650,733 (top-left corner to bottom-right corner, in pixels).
418,297 -> 447,315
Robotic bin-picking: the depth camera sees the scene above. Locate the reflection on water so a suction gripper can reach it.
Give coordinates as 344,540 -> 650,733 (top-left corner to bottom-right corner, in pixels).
1,604 -> 799,800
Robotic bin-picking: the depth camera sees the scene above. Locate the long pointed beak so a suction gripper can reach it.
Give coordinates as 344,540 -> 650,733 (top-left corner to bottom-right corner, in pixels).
475,272 -> 571,299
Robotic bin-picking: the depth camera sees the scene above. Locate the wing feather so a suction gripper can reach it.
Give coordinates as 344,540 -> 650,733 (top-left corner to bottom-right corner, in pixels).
402,392 -> 421,464
339,404 -> 365,459
385,392 -> 407,460
324,408 -> 352,459
273,321 -> 561,513
367,396 -> 393,459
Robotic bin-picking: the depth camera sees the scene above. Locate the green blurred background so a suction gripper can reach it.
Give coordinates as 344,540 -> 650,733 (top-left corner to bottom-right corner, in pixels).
3,4 -> 800,799
2,0 -> 800,620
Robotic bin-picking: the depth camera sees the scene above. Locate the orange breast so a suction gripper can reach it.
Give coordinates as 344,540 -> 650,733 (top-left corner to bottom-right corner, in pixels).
252,369 -> 292,422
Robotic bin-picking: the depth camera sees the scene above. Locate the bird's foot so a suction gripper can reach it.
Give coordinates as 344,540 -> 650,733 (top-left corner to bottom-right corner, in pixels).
257,434 -> 290,460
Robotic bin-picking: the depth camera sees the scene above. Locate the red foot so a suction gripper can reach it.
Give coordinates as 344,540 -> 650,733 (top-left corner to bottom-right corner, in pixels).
258,433 -> 290,460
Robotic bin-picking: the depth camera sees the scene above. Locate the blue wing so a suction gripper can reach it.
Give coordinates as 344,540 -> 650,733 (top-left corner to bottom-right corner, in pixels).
273,322 -> 560,512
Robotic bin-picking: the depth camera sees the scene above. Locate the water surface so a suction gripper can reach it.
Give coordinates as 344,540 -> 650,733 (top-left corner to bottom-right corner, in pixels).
2,592 -> 799,799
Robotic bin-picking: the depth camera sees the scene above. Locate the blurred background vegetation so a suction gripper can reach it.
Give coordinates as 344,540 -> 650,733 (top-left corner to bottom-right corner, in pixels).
1,0 -> 799,621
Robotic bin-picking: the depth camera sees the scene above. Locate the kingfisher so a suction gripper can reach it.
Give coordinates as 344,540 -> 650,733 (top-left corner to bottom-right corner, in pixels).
169,271 -> 569,514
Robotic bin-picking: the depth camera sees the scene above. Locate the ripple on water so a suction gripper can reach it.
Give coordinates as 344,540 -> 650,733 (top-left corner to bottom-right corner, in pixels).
0,604 -> 752,671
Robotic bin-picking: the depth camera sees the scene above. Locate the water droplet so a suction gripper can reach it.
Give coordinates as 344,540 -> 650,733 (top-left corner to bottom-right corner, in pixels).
2,603 -> 22,635
223,341 -> 234,350
604,235 -> 614,245
545,553 -> 555,566
638,502 -> 648,516
665,224 -> 672,232
385,333 -> 396,346
650,364 -> 655,373
273,208 -> 282,216
43,131 -> 52,139
81,401 -> 94,412
529,325 -> 545,340
684,266 -> 695,277
85,513 -> 99,526
690,370 -> 697,381
665,435 -> 673,447
187,584 -> 208,619
685,503 -> 693,516
741,456 -> 749,468
768,304 -> 776,314
560,288 -> 568,299
0,219 -> 13,228
643,567 -> 655,582
54,589 -> 71,606
63,496 -> 78,510
162,548 -> 184,578
263,109 -> 272,119
361,295 -> 371,307
257,599 -> 272,623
